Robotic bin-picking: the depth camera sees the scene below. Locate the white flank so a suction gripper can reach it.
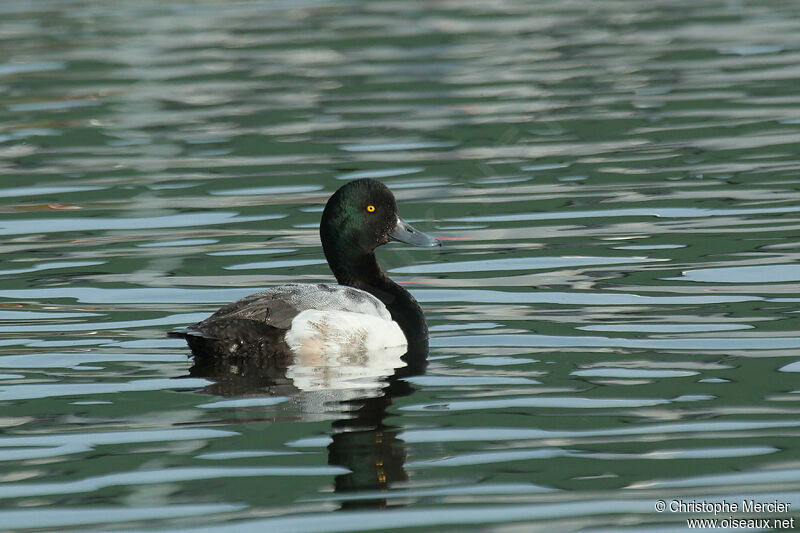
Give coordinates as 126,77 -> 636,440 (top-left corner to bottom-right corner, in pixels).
284,309 -> 408,392
285,309 -> 406,355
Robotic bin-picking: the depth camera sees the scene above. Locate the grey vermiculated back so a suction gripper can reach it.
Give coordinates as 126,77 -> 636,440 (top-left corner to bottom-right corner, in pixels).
194,283 -> 392,331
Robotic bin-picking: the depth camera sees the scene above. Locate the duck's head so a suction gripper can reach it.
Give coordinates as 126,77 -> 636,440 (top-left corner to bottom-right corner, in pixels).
320,179 -> 439,273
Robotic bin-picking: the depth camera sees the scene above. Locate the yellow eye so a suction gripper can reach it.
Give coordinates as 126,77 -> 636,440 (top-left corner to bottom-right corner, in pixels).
366,205 -> 375,212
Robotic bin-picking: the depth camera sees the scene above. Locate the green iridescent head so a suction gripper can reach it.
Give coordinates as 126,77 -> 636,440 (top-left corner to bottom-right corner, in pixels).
320,179 -> 439,279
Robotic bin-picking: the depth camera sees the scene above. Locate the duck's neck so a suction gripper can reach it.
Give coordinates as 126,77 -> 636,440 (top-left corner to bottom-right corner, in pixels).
328,251 -> 429,353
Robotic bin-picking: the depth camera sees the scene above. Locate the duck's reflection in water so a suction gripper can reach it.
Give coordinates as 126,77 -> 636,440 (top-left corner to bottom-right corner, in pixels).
188,338 -> 428,510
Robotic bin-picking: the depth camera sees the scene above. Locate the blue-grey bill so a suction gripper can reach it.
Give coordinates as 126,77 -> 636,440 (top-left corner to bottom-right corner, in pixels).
389,216 -> 440,247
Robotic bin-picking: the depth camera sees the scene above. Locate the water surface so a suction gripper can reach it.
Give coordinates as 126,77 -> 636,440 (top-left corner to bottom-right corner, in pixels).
2,0 -> 800,531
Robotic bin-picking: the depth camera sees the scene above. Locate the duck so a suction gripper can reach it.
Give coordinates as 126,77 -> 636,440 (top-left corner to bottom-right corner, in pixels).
169,178 -> 440,368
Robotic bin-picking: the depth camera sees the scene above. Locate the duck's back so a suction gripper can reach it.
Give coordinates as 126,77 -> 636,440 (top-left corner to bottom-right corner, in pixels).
202,283 -> 392,327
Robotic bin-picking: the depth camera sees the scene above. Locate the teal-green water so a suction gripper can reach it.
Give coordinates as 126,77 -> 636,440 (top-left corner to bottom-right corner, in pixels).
3,1 -> 800,531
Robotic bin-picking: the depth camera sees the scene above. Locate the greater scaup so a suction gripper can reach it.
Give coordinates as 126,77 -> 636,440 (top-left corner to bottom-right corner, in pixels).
170,178 -> 439,363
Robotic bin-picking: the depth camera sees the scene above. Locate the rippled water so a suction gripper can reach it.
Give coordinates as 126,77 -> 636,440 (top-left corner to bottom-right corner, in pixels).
3,0 -> 800,531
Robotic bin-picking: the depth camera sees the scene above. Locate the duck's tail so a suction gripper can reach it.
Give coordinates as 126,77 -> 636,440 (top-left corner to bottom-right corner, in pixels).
167,327 -> 215,340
